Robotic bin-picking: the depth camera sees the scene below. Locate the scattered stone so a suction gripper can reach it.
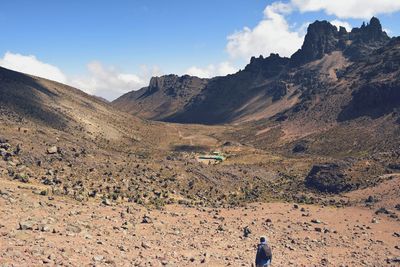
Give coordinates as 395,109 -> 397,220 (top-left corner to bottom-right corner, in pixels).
66,224 -> 81,234
19,220 -> 34,230
243,226 -> 251,237
311,219 -> 322,224
292,143 -> 308,153
375,207 -> 397,218
142,215 -> 153,224
121,221 -> 134,230
387,257 -> 400,263
365,196 -> 375,203
102,198 -> 112,206
93,255 -> 104,262
38,224 -> 51,232
14,173 -> 29,183
141,241 -> 150,249
46,146 -> 58,154
375,207 -> 390,215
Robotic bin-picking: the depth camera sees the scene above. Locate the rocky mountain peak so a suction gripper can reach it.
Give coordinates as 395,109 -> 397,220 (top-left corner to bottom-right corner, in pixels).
244,53 -> 289,78
149,74 -> 179,89
350,17 -> 390,42
291,17 -> 390,65
350,17 -> 389,43
145,74 -> 181,96
290,20 -> 340,65
369,16 -> 382,29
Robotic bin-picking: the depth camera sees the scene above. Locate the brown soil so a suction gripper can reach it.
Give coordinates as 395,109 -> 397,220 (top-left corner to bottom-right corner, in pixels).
1,178 -> 399,266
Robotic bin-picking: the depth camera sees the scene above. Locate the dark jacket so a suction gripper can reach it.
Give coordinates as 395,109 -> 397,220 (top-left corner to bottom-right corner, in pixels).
255,243 -> 272,266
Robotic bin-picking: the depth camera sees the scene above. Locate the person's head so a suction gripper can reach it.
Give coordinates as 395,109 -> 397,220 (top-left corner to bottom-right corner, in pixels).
260,236 -> 267,244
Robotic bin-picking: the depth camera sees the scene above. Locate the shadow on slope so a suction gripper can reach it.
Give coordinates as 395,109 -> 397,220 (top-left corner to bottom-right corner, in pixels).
338,82 -> 400,121
0,67 -> 69,130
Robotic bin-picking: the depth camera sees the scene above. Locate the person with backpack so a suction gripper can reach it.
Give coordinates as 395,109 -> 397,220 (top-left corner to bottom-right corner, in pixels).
255,236 -> 272,266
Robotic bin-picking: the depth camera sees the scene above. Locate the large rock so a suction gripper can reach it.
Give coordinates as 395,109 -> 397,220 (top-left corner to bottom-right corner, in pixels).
292,142 -> 308,154
291,17 -> 390,65
305,163 -> 354,193
46,146 -> 58,154
18,220 -> 35,230
291,20 -> 339,65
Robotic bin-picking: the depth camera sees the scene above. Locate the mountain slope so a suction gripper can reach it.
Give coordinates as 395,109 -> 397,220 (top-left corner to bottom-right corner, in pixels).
1,17 -> 399,209
0,67 -> 226,207
113,17 -> 396,126
0,66 -> 144,142
3,67 -> 312,207
111,18 -> 400,195
112,74 -> 208,120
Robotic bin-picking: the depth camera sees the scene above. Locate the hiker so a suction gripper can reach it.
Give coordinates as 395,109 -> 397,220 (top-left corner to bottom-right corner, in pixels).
255,236 -> 272,267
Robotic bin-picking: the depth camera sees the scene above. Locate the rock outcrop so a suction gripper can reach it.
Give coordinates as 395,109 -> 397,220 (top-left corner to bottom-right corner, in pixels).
112,74 -> 208,120
291,17 -> 390,65
305,163 -> 353,193
113,17 -> 398,127
291,20 -> 340,65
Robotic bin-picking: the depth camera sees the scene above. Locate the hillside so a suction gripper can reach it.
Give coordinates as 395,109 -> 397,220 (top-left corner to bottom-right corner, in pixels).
113,17 -> 398,126
0,66 -> 319,208
112,75 -> 208,120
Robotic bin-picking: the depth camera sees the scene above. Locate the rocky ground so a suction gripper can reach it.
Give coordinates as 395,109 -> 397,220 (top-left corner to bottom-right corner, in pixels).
1,177 -> 399,267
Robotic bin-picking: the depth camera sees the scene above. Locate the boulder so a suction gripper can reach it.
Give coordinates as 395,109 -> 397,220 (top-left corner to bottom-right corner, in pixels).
243,226 -> 251,237
19,220 -> 35,230
142,215 -> 153,224
305,163 -> 354,193
292,143 -> 308,154
47,146 -> 58,154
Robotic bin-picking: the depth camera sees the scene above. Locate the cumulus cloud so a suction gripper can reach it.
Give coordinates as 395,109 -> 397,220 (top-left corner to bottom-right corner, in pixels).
383,28 -> 392,36
291,0 -> 400,19
185,61 -> 237,78
0,51 -> 161,101
225,0 -> 399,61
330,20 -> 352,32
69,62 -> 162,100
0,52 -> 67,83
226,2 -> 304,60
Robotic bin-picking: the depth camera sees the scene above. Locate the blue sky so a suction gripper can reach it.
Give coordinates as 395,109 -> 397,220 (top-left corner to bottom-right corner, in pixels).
1,0 -> 400,100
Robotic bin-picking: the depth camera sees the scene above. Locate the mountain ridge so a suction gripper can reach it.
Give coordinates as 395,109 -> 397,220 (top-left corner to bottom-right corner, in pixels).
112,17 -> 396,126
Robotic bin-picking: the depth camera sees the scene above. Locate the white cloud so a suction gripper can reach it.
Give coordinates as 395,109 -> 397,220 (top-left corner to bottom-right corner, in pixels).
383,28 -> 392,36
0,51 -> 161,101
225,0 -> 398,61
291,0 -> 400,19
2,1 -> 397,101
226,2 -> 304,60
330,20 -> 352,32
69,62 -> 162,100
0,52 -> 67,83
185,61 -> 237,78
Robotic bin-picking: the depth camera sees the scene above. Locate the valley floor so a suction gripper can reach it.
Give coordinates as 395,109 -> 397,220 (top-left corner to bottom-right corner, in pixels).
1,177 -> 399,267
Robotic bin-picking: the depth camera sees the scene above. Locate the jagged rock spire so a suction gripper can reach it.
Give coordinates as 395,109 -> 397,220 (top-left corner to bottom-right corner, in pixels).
290,17 -> 390,65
